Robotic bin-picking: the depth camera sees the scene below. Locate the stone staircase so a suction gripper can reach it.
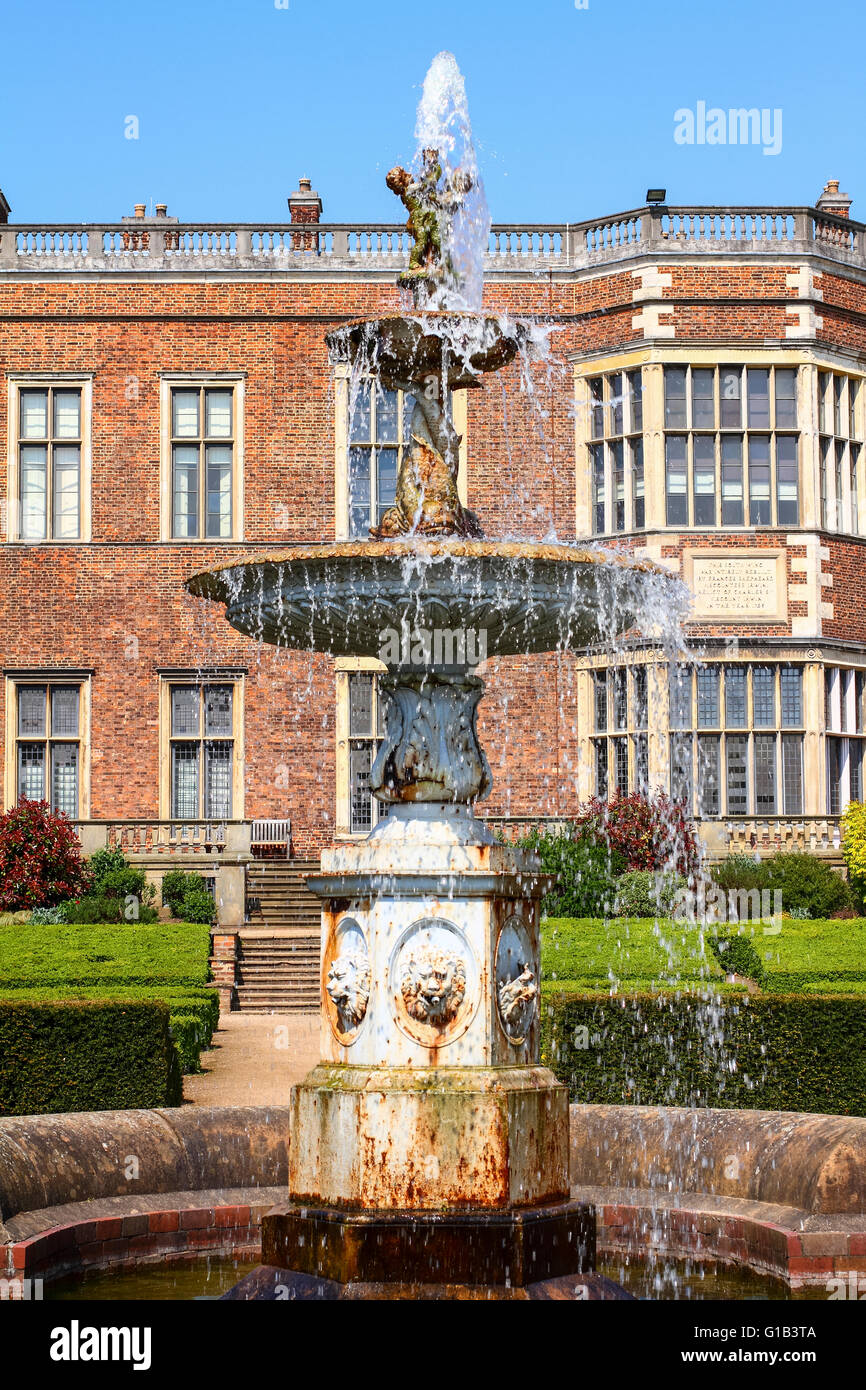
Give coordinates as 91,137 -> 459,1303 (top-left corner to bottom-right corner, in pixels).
238,859 -> 321,1013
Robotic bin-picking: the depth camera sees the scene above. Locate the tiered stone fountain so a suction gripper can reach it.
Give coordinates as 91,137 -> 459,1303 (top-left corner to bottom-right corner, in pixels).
187,56 -> 677,1298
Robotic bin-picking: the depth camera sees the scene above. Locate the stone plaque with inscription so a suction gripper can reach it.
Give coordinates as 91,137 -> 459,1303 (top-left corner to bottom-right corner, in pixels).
685,551 -> 786,622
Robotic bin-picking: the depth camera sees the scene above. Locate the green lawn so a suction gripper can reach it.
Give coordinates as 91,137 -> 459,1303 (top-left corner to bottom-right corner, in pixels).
541,915 -> 866,997
0,920 -> 217,1073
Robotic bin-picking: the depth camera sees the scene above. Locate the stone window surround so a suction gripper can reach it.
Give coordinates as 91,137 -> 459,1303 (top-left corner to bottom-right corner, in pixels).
573,348 -> 866,541
4,374 -> 94,545
158,373 -> 245,544
3,669 -> 92,818
156,669 -> 246,821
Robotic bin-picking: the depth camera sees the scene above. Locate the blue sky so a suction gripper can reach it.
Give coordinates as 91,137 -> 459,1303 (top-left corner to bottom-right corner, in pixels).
0,0 -> 863,225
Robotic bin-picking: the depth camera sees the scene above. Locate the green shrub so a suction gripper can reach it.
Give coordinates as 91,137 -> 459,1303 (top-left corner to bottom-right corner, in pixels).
842,802 -> 866,906
711,854 -> 771,893
87,847 -> 130,892
708,932 -> 765,983
0,999 -> 182,1115
98,865 -> 148,900
170,1013 -> 208,1073
0,920 -> 212,989
541,988 -> 866,1115
162,870 -> 205,916
768,853 -> 853,920
179,889 -> 216,925
64,895 -> 159,924
541,916 -> 722,989
615,870 -> 687,918
30,904 -> 70,925
518,827 -> 626,917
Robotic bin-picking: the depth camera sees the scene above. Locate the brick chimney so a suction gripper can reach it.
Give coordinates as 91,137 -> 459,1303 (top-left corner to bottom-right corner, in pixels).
120,201 -> 179,251
816,179 -> 852,219
288,176 -> 322,250
0,188 -> 11,224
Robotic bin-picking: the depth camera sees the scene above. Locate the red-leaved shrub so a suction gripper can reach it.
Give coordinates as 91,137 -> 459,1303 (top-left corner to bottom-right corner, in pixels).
0,800 -> 90,911
573,791 -> 701,880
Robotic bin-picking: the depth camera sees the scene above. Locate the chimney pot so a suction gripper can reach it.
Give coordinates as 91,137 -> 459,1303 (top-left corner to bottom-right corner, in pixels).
155,203 -> 167,218
134,203 -> 146,218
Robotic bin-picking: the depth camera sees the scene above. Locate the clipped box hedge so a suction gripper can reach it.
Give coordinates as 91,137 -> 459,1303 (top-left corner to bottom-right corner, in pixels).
0,999 -> 183,1116
541,988 -> 866,1116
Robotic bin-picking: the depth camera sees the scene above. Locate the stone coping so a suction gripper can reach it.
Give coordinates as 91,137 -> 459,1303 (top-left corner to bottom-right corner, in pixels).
2,1186 -> 286,1283
573,1186 -> 866,1289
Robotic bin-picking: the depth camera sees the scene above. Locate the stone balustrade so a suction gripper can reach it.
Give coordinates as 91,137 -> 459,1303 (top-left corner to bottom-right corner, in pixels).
1,206 -> 862,274
73,818 -> 250,856
723,815 -> 843,857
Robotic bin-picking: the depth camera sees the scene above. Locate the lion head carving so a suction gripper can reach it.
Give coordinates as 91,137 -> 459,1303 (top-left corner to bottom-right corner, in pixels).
400,946 -> 467,1026
498,965 -> 537,1037
326,948 -> 371,1032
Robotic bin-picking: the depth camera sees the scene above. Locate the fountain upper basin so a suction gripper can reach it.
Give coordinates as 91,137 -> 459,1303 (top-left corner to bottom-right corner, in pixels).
325,313 -> 526,389
185,539 -> 673,663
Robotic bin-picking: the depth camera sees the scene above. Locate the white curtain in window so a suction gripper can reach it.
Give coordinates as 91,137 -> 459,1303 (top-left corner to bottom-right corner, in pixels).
20,446 -> 47,539
53,446 -> 81,539
205,447 -> 232,537
172,447 -> 199,537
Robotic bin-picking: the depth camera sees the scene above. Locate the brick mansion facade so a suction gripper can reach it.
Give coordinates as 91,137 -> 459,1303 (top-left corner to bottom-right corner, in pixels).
2,176 -> 865,904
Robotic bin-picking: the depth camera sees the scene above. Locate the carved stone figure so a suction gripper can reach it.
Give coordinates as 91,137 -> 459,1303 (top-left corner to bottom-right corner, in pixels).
371,381 -> 482,540
498,966 -> 538,1039
385,147 -> 472,292
400,946 -> 467,1026
370,672 -> 492,804
326,948 -> 371,1032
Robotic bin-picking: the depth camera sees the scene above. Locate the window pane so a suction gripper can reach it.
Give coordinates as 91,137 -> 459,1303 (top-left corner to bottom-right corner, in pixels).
696,667 -> 720,726
850,380 -> 859,439
53,391 -> 81,439
375,388 -> 399,444
19,686 -> 47,736
628,370 -> 643,431
721,436 -> 744,525
776,435 -> 799,525
588,378 -> 604,438
205,742 -> 232,819
719,367 -> 742,428
693,435 -> 716,525
376,448 -> 398,524
205,445 -> 232,538
780,668 -> 802,726
594,739 -> 608,799
171,742 -> 199,818
51,686 -> 79,736
633,667 -> 648,729
53,445 -> 81,539
670,733 -> 694,810
594,673 -> 608,732
753,666 -> 776,726
851,445 -> 860,534
754,734 -> 777,814
775,369 -> 797,428
171,686 -> 200,737
828,737 -> 843,815
851,743 -> 862,804
18,744 -> 45,802
613,737 -> 629,796
204,685 -> 233,736
665,436 -> 688,525
350,742 -> 374,833
819,373 -> 833,435
612,440 -> 625,531
349,446 -> 372,537
20,391 -> 48,439
748,435 -> 771,525
664,367 -> 687,427
835,377 -> 845,437
821,437 -> 833,529
782,735 -> 803,814
836,441 -> 845,531
204,390 -> 232,438
350,381 -> 372,442
692,368 -> 715,428
20,445 -> 47,539
747,368 -> 770,427
172,446 -> 199,537
669,665 -> 692,729
591,442 -> 605,534
631,438 -> 645,527
349,674 -> 374,737
634,733 -> 649,791
402,393 -> 416,442
609,373 -> 623,436
725,667 -> 747,727
726,735 -> 749,814
51,744 -> 78,817
172,390 -> 200,438
698,735 -> 720,816
613,669 -> 628,729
